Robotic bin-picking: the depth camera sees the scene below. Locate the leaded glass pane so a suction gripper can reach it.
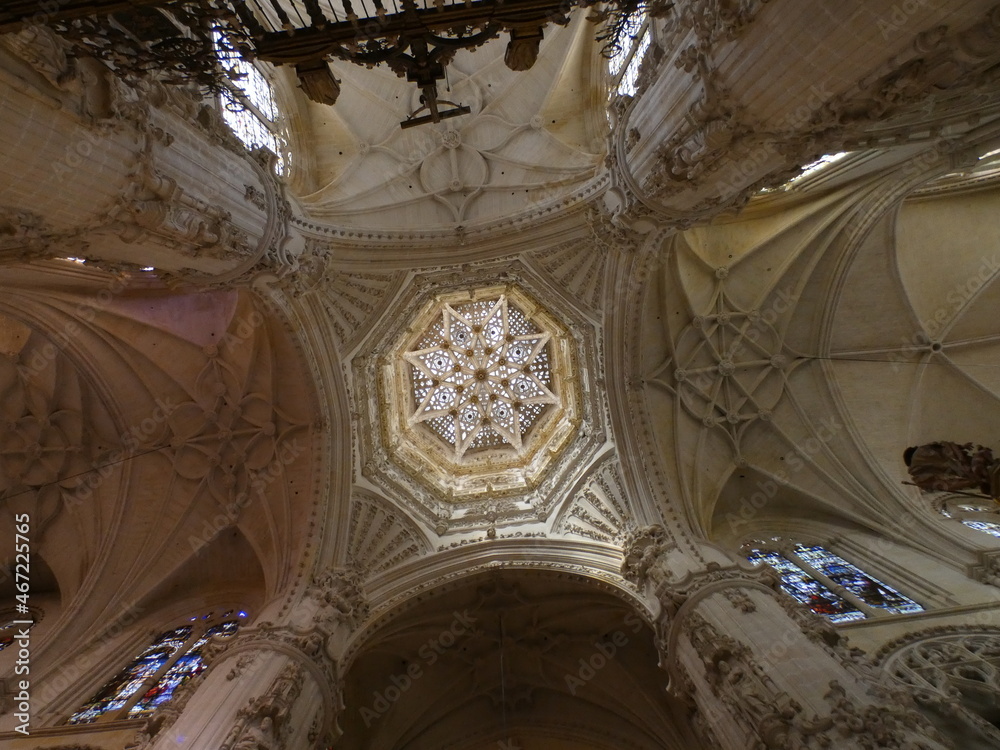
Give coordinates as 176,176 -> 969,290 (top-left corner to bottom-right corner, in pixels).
214,33 -> 284,173
68,626 -> 192,724
128,621 -> 239,717
607,11 -> 646,79
747,549 -> 864,623
616,29 -> 651,98
794,544 -> 924,616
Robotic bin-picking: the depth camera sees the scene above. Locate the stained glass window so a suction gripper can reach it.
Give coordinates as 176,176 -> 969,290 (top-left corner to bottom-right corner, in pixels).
962,520 -> 1000,538
127,621 -> 239,717
793,545 -> 924,617
404,295 -> 559,458
938,501 -> 1000,539
747,542 -> 923,622
68,612 -> 244,724
0,618 -> 34,652
747,548 -> 864,624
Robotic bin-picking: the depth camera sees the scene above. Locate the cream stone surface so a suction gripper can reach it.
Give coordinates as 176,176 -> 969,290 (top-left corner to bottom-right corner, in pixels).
1,1 -> 1000,748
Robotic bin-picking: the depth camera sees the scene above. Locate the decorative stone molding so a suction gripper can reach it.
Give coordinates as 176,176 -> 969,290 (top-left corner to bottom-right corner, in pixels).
969,548 -> 1000,588
219,664 -> 304,750
348,491 -> 430,577
664,0 -> 773,53
302,567 -> 370,632
584,205 -> 644,254
109,159 -> 252,260
814,8 -> 1000,131
644,70 -> 747,194
0,208 -> 77,264
681,608 -> 952,749
722,587 -> 757,613
621,524 -> 676,590
2,25 -> 73,89
555,456 -> 633,545
683,611 -> 812,746
870,628 -> 1000,746
610,3 -> 1000,230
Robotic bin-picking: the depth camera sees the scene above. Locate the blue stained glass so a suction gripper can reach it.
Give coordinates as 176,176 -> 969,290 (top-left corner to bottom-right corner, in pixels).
794,545 -> 924,616
68,627 -> 192,724
963,520 -> 1000,538
128,655 -> 205,716
747,549 -> 865,623
127,620 -> 239,718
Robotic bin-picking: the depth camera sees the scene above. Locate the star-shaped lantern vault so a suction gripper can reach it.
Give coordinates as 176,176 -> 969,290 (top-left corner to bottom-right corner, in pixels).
404,296 -> 559,458
370,283 -> 581,501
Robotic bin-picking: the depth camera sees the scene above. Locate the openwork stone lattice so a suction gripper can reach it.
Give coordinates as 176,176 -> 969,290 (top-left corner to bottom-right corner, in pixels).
404,296 -> 559,457
368,282 -> 583,502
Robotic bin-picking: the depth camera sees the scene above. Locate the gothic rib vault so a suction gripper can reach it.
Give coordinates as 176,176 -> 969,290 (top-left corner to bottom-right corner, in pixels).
2,1 -> 1000,749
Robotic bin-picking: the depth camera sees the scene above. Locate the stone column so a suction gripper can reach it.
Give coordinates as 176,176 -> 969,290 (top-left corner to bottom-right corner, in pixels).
622,525 -> 956,750
0,29 -> 285,281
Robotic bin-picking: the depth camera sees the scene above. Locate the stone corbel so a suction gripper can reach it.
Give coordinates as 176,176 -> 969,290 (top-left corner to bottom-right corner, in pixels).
302,567 -> 370,636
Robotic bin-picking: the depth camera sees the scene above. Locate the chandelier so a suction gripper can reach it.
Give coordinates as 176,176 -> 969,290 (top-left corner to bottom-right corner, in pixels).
0,0 -> 668,127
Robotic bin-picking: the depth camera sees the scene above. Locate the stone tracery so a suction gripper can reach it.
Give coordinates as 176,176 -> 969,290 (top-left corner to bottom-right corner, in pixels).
404,295 -> 559,457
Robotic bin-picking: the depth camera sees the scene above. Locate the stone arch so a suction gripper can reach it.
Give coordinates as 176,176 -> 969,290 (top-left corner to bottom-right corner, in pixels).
336,568 -> 699,750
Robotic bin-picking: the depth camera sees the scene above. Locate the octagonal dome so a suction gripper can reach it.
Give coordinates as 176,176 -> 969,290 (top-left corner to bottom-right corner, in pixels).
350,261 -> 607,532
381,285 -> 580,499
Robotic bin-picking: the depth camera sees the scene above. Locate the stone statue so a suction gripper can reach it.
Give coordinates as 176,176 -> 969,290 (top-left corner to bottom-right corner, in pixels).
904,441 -> 1000,499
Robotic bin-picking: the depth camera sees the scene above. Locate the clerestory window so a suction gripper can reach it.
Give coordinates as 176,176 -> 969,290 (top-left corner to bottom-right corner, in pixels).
746,540 -> 924,623
938,499 -> 1000,539
214,33 -> 284,174
607,10 -> 651,98
67,609 -> 245,724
